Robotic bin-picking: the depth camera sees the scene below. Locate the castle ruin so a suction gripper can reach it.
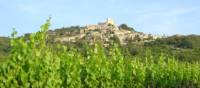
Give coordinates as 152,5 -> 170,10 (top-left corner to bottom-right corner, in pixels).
86,18 -> 118,30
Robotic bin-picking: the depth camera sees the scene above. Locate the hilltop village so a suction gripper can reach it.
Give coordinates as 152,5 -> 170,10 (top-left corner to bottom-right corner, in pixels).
49,18 -> 161,46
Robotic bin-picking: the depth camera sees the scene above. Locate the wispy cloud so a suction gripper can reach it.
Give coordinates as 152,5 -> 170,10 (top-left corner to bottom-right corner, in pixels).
135,7 -> 195,22
133,7 -> 198,35
1,0 -> 200,36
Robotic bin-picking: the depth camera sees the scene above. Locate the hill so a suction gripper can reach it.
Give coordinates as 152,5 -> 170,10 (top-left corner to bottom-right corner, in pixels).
144,35 -> 200,62
0,20 -> 199,87
48,18 -> 158,46
0,18 -> 200,62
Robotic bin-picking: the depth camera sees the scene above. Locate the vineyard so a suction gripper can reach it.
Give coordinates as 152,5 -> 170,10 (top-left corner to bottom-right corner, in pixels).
0,19 -> 200,88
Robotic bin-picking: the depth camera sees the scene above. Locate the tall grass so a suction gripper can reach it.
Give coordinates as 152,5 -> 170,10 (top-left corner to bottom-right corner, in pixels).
0,19 -> 199,88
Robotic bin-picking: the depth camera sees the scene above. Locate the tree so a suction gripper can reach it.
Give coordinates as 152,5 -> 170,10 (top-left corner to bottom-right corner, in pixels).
119,24 -> 135,31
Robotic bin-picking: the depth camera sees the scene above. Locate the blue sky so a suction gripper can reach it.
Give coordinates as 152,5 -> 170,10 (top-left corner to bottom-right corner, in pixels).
0,0 -> 200,36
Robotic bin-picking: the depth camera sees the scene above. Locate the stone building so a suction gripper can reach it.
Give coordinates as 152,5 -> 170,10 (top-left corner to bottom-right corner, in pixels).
86,18 -> 118,30
53,18 -> 162,46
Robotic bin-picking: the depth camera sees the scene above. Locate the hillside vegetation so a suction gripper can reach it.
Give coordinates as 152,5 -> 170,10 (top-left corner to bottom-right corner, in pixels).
0,19 -> 199,87
0,37 -> 10,61
1,23 -> 200,63
1,22 -> 200,63
144,35 -> 200,62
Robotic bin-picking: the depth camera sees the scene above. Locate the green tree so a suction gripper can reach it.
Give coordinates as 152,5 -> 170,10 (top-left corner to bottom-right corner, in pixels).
119,24 -> 135,31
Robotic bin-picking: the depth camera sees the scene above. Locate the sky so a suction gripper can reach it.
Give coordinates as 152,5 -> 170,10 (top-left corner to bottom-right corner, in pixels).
0,0 -> 200,36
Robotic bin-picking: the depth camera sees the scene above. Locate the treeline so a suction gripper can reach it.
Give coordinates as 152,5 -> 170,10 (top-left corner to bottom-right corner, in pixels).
146,35 -> 200,49
144,35 -> 200,62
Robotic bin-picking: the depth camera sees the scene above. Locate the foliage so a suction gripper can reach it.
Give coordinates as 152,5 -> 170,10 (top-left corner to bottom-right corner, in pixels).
1,23 -> 200,63
144,35 -> 200,62
0,37 -> 10,61
53,26 -> 83,36
119,24 -> 135,31
0,19 -> 200,88
146,35 -> 200,49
